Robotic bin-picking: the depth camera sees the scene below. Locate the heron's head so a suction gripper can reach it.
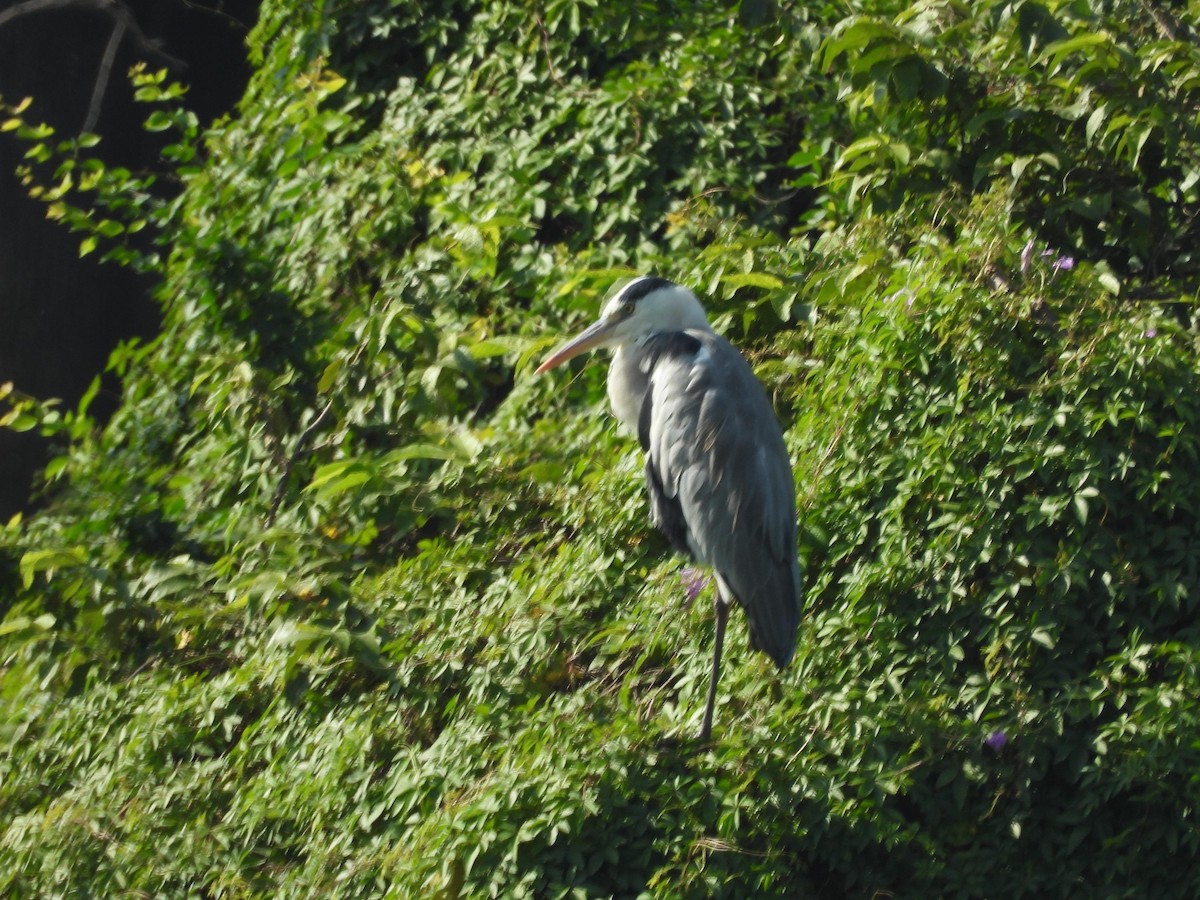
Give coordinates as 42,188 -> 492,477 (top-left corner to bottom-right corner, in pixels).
535,277 -> 709,374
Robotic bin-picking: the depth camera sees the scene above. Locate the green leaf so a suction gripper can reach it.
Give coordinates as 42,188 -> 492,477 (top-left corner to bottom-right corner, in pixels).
0,613 -> 56,636
145,110 -> 173,132
2,412 -> 38,432
820,19 -> 898,71
19,547 -> 88,588
836,135 -> 887,171
317,358 -> 344,393
466,336 -> 528,360
1072,494 -> 1088,524
1041,33 -> 1114,71
306,460 -> 374,498
1031,627 -> 1057,650
384,442 -> 472,464
720,272 -> 784,291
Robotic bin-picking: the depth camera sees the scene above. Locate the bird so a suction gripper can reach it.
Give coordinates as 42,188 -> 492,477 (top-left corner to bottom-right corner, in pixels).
535,276 -> 802,740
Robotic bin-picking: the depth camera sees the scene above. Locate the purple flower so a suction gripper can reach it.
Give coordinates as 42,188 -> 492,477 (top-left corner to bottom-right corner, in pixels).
1020,241 -> 1076,277
1020,240 -> 1036,275
680,567 -> 711,605
1144,327 -> 1158,339
883,288 -> 916,311
985,730 -> 1008,752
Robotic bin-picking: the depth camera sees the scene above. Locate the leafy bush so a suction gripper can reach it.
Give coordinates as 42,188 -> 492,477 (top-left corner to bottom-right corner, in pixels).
3,0 -> 1199,897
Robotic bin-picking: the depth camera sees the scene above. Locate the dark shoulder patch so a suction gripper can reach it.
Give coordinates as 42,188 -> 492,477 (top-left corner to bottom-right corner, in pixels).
621,276 -> 676,304
636,383 -> 654,452
638,330 -> 704,375
636,331 -> 703,450
643,456 -> 694,558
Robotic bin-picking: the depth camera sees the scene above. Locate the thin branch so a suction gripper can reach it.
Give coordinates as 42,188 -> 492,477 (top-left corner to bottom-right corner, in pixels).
533,10 -> 566,90
1,0 -> 187,135
0,0 -> 83,28
82,12 -> 126,133
178,0 -> 252,34
1139,0 -> 1191,41
0,0 -> 186,70
264,312 -> 383,527
266,399 -> 336,526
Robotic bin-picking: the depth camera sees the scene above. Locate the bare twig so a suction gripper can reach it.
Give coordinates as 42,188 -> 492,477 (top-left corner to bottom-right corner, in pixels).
0,0 -> 185,68
0,0 -> 187,133
984,264 -> 1014,294
82,10 -> 126,133
533,10 -> 566,90
1139,0 -> 1191,41
179,0 -> 252,33
266,399 -> 336,526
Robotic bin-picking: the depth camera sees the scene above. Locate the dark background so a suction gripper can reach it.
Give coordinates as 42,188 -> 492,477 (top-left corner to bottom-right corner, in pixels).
0,0 -> 259,518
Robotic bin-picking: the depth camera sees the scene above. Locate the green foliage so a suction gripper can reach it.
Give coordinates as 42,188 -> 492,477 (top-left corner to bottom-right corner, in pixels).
3,0 -> 1200,896
820,0 -> 1200,284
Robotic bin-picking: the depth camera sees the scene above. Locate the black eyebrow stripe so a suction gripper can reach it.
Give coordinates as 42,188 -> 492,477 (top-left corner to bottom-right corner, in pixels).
619,276 -> 675,304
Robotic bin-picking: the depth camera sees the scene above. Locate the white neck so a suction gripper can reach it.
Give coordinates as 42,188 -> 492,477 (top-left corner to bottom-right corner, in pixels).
608,344 -> 645,434
602,280 -> 713,433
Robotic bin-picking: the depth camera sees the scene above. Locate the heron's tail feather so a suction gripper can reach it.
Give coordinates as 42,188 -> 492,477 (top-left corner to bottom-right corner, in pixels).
717,558 -> 802,669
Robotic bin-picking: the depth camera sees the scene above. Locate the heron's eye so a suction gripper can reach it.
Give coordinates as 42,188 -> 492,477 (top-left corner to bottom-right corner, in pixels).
620,301 -> 635,317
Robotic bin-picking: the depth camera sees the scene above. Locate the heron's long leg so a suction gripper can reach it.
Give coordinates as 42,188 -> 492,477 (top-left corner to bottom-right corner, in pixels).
699,592 -> 729,741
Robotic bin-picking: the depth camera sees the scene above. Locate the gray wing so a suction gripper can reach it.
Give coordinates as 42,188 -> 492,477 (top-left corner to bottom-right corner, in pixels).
639,330 -> 803,667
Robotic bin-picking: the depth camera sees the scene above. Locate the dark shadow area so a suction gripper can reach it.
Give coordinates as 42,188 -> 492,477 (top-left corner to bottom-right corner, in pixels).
0,0 -> 259,518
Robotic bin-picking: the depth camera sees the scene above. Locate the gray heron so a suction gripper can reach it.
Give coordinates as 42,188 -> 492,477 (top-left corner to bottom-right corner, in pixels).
536,276 -> 802,740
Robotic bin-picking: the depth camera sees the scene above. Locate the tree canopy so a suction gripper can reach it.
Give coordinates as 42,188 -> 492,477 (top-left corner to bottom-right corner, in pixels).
2,1 -> 1200,896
